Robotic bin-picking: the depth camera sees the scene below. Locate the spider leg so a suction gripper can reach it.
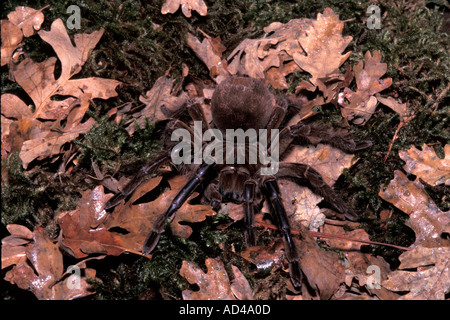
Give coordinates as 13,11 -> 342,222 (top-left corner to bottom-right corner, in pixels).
142,162 -> 215,254
275,162 -> 360,221
263,178 -> 303,288
277,123 -> 372,156
104,154 -> 170,210
244,180 -> 257,246
186,98 -> 211,131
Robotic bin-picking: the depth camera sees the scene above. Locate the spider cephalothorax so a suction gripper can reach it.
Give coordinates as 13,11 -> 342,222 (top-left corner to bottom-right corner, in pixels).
105,76 -> 372,288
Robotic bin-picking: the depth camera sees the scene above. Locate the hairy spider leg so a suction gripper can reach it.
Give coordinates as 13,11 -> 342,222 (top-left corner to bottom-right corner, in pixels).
276,162 -> 360,221
264,178 -> 303,288
104,154 -> 170,210
142,162 -> 215,254
243,180 -> 257,246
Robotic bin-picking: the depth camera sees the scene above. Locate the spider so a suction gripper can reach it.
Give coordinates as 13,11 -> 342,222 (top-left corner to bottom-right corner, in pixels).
105,76 -> 372,288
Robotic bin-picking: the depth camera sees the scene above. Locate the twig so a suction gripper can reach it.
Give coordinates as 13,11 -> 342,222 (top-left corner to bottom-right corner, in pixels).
384,121 -> 404,162
431,82 -> 450,112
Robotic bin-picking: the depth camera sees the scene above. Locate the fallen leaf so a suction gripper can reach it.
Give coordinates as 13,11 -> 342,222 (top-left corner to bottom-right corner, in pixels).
230,265 -> 254,300
341,51 -> 392,124
383,246 -> 450,300
225,18 -> 312,87
379,170 -> 450,248
399,144 -> 450,186
12,19 -> 121,119
376,95 -> 414,124
277,180 -> 325,232
282,143 -> 355,186
161,0 -> 207,18
2,226 -> 95,300
2,17 -> 121,168
58,185 -> 146,258
7,5 -> 46,37
379,155 -> 450,299
323,224 -> 370,251
136,76 -> 189,131
1,20 -> 23,66
18,95 -> 95,168
292,8 -> 352,86
109,175 -> 215,240
296,225 -> 345,299
186,31 -> 230,82
179,258 -> 237,300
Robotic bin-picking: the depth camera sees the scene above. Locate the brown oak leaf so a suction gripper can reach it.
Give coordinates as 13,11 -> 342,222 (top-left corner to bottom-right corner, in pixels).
2,18 -> 121,168
293,8 -> 352,87
2,226 -> 96,300
341,50 -> 392,124
186,31 -> 230,83
136,76 -> 189,132
399,144 -> 450,186
161,0 -> 207,18
180,258 -> 251,300
383,246 -> 449,300
379,156 -> 450,299
7,5 -> 46,37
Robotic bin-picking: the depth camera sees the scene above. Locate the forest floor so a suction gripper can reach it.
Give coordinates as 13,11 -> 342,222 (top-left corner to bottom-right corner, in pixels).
1,0 -> 449,300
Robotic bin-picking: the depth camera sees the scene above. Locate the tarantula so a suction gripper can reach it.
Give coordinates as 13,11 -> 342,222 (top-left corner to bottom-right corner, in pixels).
105,76 -> 371,288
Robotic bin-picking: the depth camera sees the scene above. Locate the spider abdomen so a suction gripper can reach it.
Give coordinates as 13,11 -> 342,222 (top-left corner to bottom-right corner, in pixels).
211,76 -> 275,131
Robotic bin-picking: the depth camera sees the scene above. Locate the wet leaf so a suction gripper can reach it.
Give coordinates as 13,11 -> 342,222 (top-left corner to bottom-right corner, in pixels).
379,170 -> 450,247
399,144 -> 450,186
2,226 -> 96,300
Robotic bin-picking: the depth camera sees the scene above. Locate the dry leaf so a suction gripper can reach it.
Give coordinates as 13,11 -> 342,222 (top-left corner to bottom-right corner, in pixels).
2,18 -> 121,168
136,76 -> 189,130
161,0 -> 207,18
399,144 -> 450,186
226,18 -> 311,87
292,8 -> 352,86
277,180 -> 325,232
296,225 -> 345,299
60,175 -> 215,259
7,5 -> 46,37
2,226 -> 95,300
379,156 -> 450,299
186,32 -> 230,82
1,20 -> 23,66
341,51 -> 392,124
179,258 -> 237,300
379,170 -> 450,248
18,95 -> 95,169
230,265 -> 254,300
376,95 -> 414,124
58,185 -> 147,258
383,246 -> 450,300
282,143 -> 355,186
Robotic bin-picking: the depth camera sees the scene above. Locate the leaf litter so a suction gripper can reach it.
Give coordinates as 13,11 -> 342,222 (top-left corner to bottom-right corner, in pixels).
1,4 -> 448,300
